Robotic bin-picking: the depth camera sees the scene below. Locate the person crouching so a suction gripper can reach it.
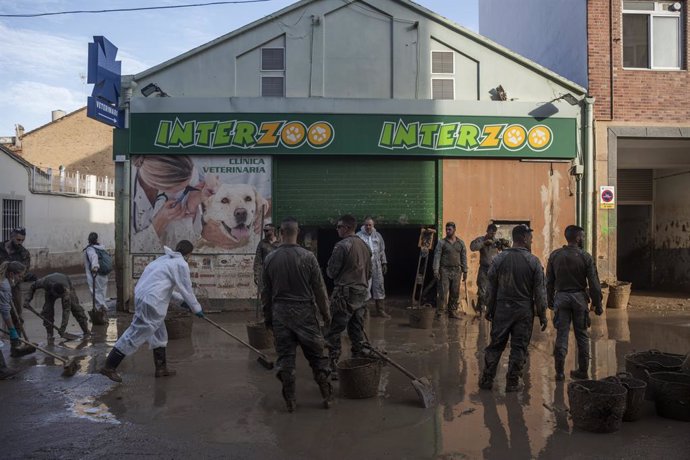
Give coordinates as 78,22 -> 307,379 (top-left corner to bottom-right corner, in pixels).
99,240 -> 204,382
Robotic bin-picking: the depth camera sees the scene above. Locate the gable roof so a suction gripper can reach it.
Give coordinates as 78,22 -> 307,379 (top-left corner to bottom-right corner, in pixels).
133,0 -> 585,95
23,107 -> 87,137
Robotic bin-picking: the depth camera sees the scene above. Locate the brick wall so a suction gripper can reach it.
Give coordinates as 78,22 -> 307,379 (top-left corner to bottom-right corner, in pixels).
588,0 -> 690,122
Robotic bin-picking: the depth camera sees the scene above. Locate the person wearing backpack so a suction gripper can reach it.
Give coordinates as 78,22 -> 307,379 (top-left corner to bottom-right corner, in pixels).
84,232 -> 110,317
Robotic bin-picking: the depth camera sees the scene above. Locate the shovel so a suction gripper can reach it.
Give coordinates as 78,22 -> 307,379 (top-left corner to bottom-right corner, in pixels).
362,342 -> 435,408
23,304 -> 81,341
200,315 -> 274,370
0,327 -> 78,377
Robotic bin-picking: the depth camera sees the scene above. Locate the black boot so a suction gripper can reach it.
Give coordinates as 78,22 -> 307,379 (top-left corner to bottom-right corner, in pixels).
478,372 -> 494,390
10,339 -> 35,358
329,357 -> 339,381
314,370 -> 334,409
373,300 -> 391,319
570,354 -> 589,380
99,347 -> 125,382
505,373 -> 520,392
277,370 -> 296,412
0,351 -> 18,380
153,347 -> 176,378
555,357 -> 565,381
78,319 -> 91,337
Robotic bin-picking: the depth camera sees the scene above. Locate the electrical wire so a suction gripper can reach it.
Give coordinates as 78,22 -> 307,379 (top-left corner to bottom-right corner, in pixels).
0,0 -> 274,18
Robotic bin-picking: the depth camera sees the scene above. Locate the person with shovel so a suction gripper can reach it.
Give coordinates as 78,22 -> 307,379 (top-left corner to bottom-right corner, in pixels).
0,227 -> 36,326
25,273 -> 90,339
83,232 -> 110,320
262,217 -> 332,412
479,224 -> 548,392
433,222 -> 467,319
324,214 -> 372,379
99,240 -> 204,383
0,261 -> 35,360
546,225 -> 603,381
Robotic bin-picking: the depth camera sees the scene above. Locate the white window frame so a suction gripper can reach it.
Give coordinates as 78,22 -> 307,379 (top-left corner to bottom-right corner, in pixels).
622,1 -> 683,70
260,47 -> 285,97
430,50 -> 455,100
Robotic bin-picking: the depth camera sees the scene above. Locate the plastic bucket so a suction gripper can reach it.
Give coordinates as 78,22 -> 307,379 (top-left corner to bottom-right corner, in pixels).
567,380 -> 628,433
246,321 -> 274,350
409,307 -> 435,329
337,358 -> 382,399
648,372 -> 690,422
602,373 -> 647,422
607,282 -> 632,309
165,312 -> 193,340
625,350 -> 684,400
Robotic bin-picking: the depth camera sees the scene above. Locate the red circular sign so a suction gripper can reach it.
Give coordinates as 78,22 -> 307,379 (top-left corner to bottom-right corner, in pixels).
601,190 -> 614,203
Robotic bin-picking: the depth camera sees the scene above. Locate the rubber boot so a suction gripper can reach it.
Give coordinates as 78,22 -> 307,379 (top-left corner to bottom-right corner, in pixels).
478,371 -> 494,390
505,373 -> 520,392
10,339 -> 35,358
277,370 -> 297,413
555,357 -> 565,381
570,354 -> 589,380
373,300 -> 391,319
99,347 -> 125,382
314,370 -> 334,409
46,328 -> 54,341
0,350 -> 19,380
153,347 -> 177,378
78,319 -> 91,337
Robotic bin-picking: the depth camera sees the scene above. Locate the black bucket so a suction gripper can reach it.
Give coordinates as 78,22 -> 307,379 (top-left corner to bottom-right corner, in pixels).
648,372 -> 690,422
337,358 -> 382,399
602,373 -> 647,422
567,380 -> 628,433
624,350 -> 684,400
246,321 -> 274,350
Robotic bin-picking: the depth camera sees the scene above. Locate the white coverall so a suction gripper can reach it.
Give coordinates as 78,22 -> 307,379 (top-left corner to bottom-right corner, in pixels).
84,244 -> 109,311
356,226 -> 387,300
115,246 -> 202,355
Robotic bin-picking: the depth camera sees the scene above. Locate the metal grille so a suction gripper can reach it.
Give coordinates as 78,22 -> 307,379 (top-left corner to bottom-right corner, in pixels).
2,199 -> 23,241
618,169 -> 653,202
261,48 -> 285,71
262,76 -> 285,97
432,79 -> 454,100
432,51 -> 454,74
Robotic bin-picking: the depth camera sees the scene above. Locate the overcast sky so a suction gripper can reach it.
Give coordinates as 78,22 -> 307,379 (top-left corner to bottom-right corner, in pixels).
0,0 -> 478,136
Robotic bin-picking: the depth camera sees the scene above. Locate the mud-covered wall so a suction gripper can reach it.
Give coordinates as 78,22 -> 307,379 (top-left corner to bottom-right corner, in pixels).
653,169 -> 690,292
442,158 -> 576,292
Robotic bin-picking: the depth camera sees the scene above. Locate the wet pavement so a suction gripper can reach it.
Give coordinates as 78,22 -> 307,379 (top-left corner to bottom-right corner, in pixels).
2,286 -> 689,459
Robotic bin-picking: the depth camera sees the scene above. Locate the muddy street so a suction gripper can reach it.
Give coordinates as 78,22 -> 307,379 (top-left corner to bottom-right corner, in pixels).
2,289 -> 689,459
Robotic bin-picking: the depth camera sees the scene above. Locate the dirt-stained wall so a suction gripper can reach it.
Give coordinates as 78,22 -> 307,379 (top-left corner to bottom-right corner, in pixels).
653,169 -> 690,292
442,158 -> 576,292
19,108 -> 114,177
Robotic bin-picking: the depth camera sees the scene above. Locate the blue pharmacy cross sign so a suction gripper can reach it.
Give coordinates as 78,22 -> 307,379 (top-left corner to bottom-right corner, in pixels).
87,36 -> 124,128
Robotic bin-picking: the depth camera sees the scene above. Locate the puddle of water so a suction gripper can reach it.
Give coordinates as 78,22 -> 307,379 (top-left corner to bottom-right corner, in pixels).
69,396 -> 120,424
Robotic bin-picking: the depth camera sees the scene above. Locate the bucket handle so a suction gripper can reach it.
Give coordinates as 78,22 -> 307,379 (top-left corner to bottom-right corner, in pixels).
572,383 -> 592,393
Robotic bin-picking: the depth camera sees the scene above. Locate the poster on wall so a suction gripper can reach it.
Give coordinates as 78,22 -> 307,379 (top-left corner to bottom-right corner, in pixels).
130,155 -> 271,255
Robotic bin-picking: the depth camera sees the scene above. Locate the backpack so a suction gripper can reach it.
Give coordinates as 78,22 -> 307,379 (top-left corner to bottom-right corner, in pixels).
87,245 -> 113,276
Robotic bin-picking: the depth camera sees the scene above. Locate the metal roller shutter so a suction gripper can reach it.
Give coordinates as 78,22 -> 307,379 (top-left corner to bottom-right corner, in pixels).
618,169 -> 653,202
275,157 -> 438,226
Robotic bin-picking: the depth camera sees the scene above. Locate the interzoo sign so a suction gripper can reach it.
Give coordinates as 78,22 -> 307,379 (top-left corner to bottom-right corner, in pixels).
129,113 -> 576,159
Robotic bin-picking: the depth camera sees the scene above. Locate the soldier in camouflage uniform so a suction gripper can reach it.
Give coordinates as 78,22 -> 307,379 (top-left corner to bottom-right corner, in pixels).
479,225 -> 548,392
433,222 -> 468,319
0,227 -> 36,324
253,223 -> 279,288
324,214 -> 372,380
262,217 -> 332,412
470,223 -> 500,313
546,225 -> 602,381
25,273 -> 90,338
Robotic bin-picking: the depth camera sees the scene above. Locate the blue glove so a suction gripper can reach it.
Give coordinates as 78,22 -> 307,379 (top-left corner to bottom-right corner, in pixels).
9,327 -> 19,340
195,311 -> 205,318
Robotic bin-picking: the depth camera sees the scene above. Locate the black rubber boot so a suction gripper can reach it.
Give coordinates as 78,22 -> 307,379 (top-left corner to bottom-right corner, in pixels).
78,319 -> 91,337
277,370 -> 297,412
314,370 -> 334,409
99,347 -> 125,382
570,369 -> 589,380
478,372 -> 494,390
0,351 -> 18,380
10,339 -> 35,358
153,347 -> 176,378
555,357 -> 565,381
505,374 -> 520,392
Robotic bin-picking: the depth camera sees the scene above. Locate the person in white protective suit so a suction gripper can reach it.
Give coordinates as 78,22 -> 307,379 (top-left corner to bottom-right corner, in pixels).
83,232 -> 109,315
99,240 -> 204,383
356,217 -> 390,318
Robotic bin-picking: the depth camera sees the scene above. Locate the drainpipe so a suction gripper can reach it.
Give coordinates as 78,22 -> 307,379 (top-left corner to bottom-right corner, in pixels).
584,96 -> 595,253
